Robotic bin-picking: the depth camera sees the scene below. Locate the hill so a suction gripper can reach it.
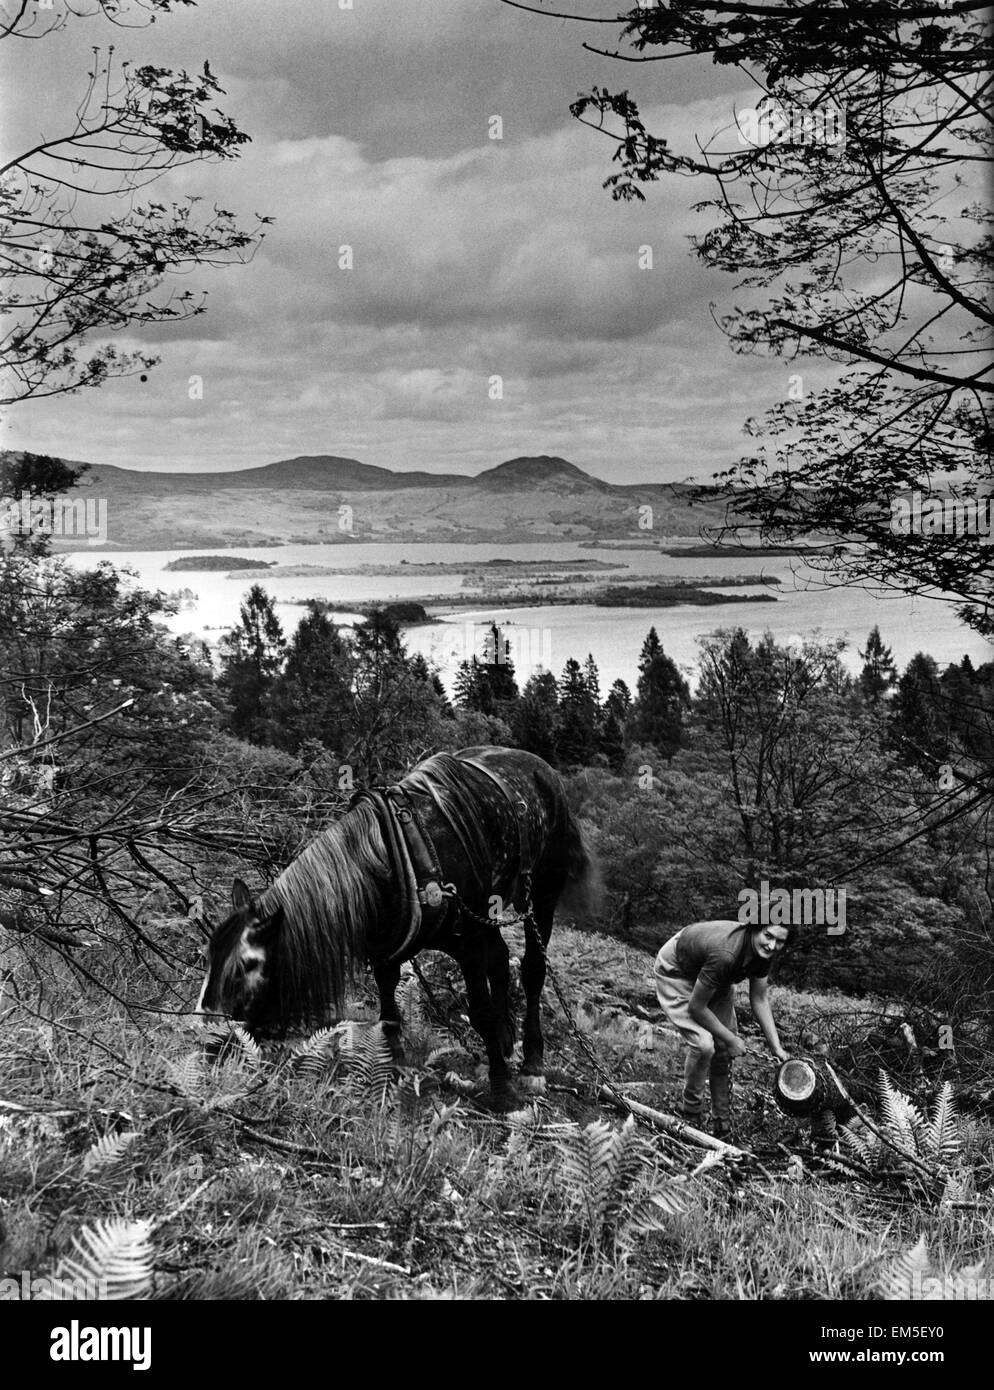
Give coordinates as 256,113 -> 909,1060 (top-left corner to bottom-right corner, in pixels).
6,449 -> 739,550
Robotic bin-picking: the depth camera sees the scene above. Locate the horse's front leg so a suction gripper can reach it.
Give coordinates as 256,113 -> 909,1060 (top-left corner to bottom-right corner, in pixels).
372,959 -> 404,1063
460,938 -> 515,1106
485,928 -> 516,1061
520,900 -> 555,1085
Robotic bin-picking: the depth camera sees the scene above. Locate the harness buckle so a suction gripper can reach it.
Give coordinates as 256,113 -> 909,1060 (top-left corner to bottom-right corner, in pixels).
418,880 -> 457,910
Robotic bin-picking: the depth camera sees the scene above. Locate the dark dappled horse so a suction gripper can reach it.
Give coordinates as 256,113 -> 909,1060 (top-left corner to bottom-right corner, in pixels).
198,747 -> 599,1100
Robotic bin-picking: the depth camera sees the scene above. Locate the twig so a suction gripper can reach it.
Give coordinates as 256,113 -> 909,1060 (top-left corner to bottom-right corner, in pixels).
150,1172 -> 224,1234
0,698 -> 135,762
339,1248 -> 410,1276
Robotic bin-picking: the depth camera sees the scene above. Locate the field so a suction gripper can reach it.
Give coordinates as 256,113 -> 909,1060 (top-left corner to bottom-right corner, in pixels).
2,925 -> 991,1302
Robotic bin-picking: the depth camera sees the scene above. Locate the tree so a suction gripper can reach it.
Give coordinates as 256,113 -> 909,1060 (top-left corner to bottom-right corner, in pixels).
1,0 -> 268,404
604,678 -> 633,725
630,630 -> 690,760
521,0 -> 992,636
890,652 -> 951,772
0,452 -> 90,555
218,585 -> 285,744
598,708 -> 626,773
349,609 -> 450,781
511,668 -> 560,764
582,654 -> 602,716
0,552 -> 218,787
453,623 -> 519,717
858,625 -> 898,706
556,657 -> 598,767
268,603 -> 354,755
940,655 -> 994,764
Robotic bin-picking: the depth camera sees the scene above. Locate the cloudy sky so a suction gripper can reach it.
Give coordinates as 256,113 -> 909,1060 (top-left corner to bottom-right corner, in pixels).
2,0 -> 799,482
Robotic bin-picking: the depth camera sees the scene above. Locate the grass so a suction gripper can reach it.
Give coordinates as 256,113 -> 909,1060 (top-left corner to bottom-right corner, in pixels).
0,926 -> 991,1301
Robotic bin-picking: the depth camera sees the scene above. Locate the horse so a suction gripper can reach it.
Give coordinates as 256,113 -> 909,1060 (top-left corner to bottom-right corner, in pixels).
197,746 -> 599,1101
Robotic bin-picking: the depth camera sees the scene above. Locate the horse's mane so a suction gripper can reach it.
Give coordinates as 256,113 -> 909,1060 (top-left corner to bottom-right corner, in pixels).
258,799 -> 390,1025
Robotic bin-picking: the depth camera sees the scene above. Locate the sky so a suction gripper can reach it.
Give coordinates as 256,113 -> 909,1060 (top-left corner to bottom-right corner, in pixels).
2,0 -> 819,482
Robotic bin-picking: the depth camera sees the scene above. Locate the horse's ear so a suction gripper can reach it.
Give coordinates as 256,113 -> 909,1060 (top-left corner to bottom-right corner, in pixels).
231,878 -> 253,913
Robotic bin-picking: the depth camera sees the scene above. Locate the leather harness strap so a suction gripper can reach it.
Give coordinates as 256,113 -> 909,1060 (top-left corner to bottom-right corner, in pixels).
458,754 -> 533,910
351,754 -> 536,964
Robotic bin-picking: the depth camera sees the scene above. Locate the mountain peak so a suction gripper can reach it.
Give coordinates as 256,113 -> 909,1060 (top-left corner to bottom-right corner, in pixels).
476,455 -> 602,490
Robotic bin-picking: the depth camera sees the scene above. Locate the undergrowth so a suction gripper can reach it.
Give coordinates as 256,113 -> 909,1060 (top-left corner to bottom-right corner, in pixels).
0,931 -> 991,1301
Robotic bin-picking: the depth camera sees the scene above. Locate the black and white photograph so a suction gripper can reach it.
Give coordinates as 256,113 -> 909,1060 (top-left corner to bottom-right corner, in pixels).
0,0 -> 991,1341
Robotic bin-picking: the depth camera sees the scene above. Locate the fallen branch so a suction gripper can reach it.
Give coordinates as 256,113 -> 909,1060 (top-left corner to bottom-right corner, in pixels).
597,1083 -> 750,1158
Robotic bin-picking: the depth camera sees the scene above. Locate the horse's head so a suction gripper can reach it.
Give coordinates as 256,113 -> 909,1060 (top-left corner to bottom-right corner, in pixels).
197,878 -> 283,1029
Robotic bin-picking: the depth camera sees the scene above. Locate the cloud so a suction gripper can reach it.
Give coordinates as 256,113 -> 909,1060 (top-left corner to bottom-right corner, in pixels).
3,1 -> 798,482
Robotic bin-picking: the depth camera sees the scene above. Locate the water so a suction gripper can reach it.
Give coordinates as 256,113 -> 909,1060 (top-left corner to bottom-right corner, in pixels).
63,540 -> 991,691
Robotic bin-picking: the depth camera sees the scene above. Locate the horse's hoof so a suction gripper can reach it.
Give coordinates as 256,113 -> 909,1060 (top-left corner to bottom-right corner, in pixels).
519,1073 -> 547,1095
484,1089 -> 521,1115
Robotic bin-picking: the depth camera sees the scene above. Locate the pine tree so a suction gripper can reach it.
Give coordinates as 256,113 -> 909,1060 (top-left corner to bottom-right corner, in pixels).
511,668 -> 559,763
218,585 -> 285,743
630,632 -> 690,760
890,652 -> 951,771
557,657 -> 598,766
453,624 -> 518,715
268,602 -> 353,753
604,678 -> 633,725
858,625 -> 897,705
599,708 -> 626,772
638,627 -> 663,673
350,609 -> 450,780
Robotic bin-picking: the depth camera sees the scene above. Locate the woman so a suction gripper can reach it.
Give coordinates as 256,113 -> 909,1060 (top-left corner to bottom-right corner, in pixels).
654,918 -> 790,1138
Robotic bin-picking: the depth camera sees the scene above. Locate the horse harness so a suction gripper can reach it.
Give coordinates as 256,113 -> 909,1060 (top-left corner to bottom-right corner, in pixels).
350,754 -> 535,964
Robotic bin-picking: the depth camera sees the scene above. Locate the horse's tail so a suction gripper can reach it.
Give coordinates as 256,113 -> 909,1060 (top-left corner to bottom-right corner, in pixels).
557,805 -> 605,925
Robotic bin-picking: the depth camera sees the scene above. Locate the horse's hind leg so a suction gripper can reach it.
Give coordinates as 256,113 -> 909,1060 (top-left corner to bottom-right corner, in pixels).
485,929 -> 515,1061
373,959 -> 404,1063
521,898 -> 555,1080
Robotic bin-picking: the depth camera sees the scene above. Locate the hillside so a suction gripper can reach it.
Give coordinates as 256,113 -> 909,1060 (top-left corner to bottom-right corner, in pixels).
5,450 -> 738,550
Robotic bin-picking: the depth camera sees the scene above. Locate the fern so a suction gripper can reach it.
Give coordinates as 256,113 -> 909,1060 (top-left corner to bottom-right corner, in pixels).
345,1023 -> 396,1100
166,1051 -> 245,1110
924,1082 -> 961,1168
81,1130 -> 140,1176
878,1068 -> 922,1153
397,971 -> 425,1030
628,1184 -> 691,1234
558,1116 -> 645,1243
230,1023 -> 263,1066
41,1219 -> 154,1300
557,1115 -> 690,1250
202,1020 -> 262,1067
878,1237 -> 992,1301
166,1053 -> 205,1098
840,1124 -> 873,1167
852,1072 -> 965,1188
290,1024 -> 344,1076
